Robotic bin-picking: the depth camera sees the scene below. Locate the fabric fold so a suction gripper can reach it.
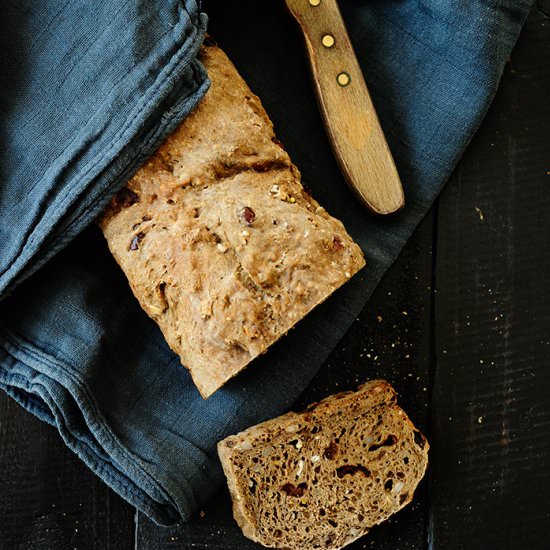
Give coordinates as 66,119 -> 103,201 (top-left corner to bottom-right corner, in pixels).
0,0 -> 209,296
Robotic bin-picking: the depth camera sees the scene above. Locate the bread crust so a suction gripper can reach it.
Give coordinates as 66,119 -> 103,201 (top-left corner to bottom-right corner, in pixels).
218,380 -> 429,549
100,41 -> 365,398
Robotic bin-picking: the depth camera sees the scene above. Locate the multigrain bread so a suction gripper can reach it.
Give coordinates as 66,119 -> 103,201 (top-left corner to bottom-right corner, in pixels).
100,40 -> 365,398
218,380 -> 429,550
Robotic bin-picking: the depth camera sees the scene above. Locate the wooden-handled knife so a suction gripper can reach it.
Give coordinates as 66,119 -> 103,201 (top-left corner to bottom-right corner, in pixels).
285,0 -> 404,215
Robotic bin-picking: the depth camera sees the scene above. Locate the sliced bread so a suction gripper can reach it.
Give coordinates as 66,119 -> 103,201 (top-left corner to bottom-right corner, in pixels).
218,380 -> 429,549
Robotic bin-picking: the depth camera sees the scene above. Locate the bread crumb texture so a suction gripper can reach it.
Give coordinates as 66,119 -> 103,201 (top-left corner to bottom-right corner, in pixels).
100,40 -> 365,398
218,380 -> 429,550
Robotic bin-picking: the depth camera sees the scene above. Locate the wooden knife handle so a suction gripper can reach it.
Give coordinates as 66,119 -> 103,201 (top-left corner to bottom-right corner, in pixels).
285,0 -> 404,215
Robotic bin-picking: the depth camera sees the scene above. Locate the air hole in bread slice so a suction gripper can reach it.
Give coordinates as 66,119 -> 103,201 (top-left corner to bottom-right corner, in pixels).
368,434 -> 397,452
336,464 -> 371,478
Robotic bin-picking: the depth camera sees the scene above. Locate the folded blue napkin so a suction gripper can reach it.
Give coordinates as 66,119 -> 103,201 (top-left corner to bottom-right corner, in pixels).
0,0 -> 532,525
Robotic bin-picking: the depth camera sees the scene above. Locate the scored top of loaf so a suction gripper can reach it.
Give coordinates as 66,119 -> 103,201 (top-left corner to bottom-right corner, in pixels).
218,380 -> 429,550
100,40 -> 365,398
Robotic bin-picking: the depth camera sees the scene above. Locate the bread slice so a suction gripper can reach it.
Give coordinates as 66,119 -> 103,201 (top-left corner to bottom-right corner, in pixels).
218,380 -> 429,549
99,39 -> 365,398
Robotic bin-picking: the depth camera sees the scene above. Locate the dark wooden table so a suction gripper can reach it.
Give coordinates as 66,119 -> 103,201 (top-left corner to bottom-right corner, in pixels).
1,4 -> 549,549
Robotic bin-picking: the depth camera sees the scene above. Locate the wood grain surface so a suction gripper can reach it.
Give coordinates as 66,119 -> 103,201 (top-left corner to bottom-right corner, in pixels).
1,2 -> 549,549
285,0 -> 404,214
429,5 -> 550,546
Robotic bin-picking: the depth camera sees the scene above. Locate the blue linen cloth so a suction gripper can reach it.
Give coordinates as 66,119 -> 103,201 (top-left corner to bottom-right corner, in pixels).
0,0 -> 532,525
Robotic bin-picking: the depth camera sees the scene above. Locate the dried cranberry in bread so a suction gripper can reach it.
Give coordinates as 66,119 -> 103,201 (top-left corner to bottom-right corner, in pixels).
100,40 -> 365,398
218,380 -> 429,549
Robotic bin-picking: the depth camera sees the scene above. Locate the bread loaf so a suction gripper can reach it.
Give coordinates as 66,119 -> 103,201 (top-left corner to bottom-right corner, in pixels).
100,40 -> 365,398
218,380 -> 429,549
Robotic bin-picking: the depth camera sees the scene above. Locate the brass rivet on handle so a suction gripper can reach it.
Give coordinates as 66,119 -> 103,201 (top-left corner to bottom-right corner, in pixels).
321,34 -> 335,48
337,72 -> 351,87
309,0 -> 321,6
